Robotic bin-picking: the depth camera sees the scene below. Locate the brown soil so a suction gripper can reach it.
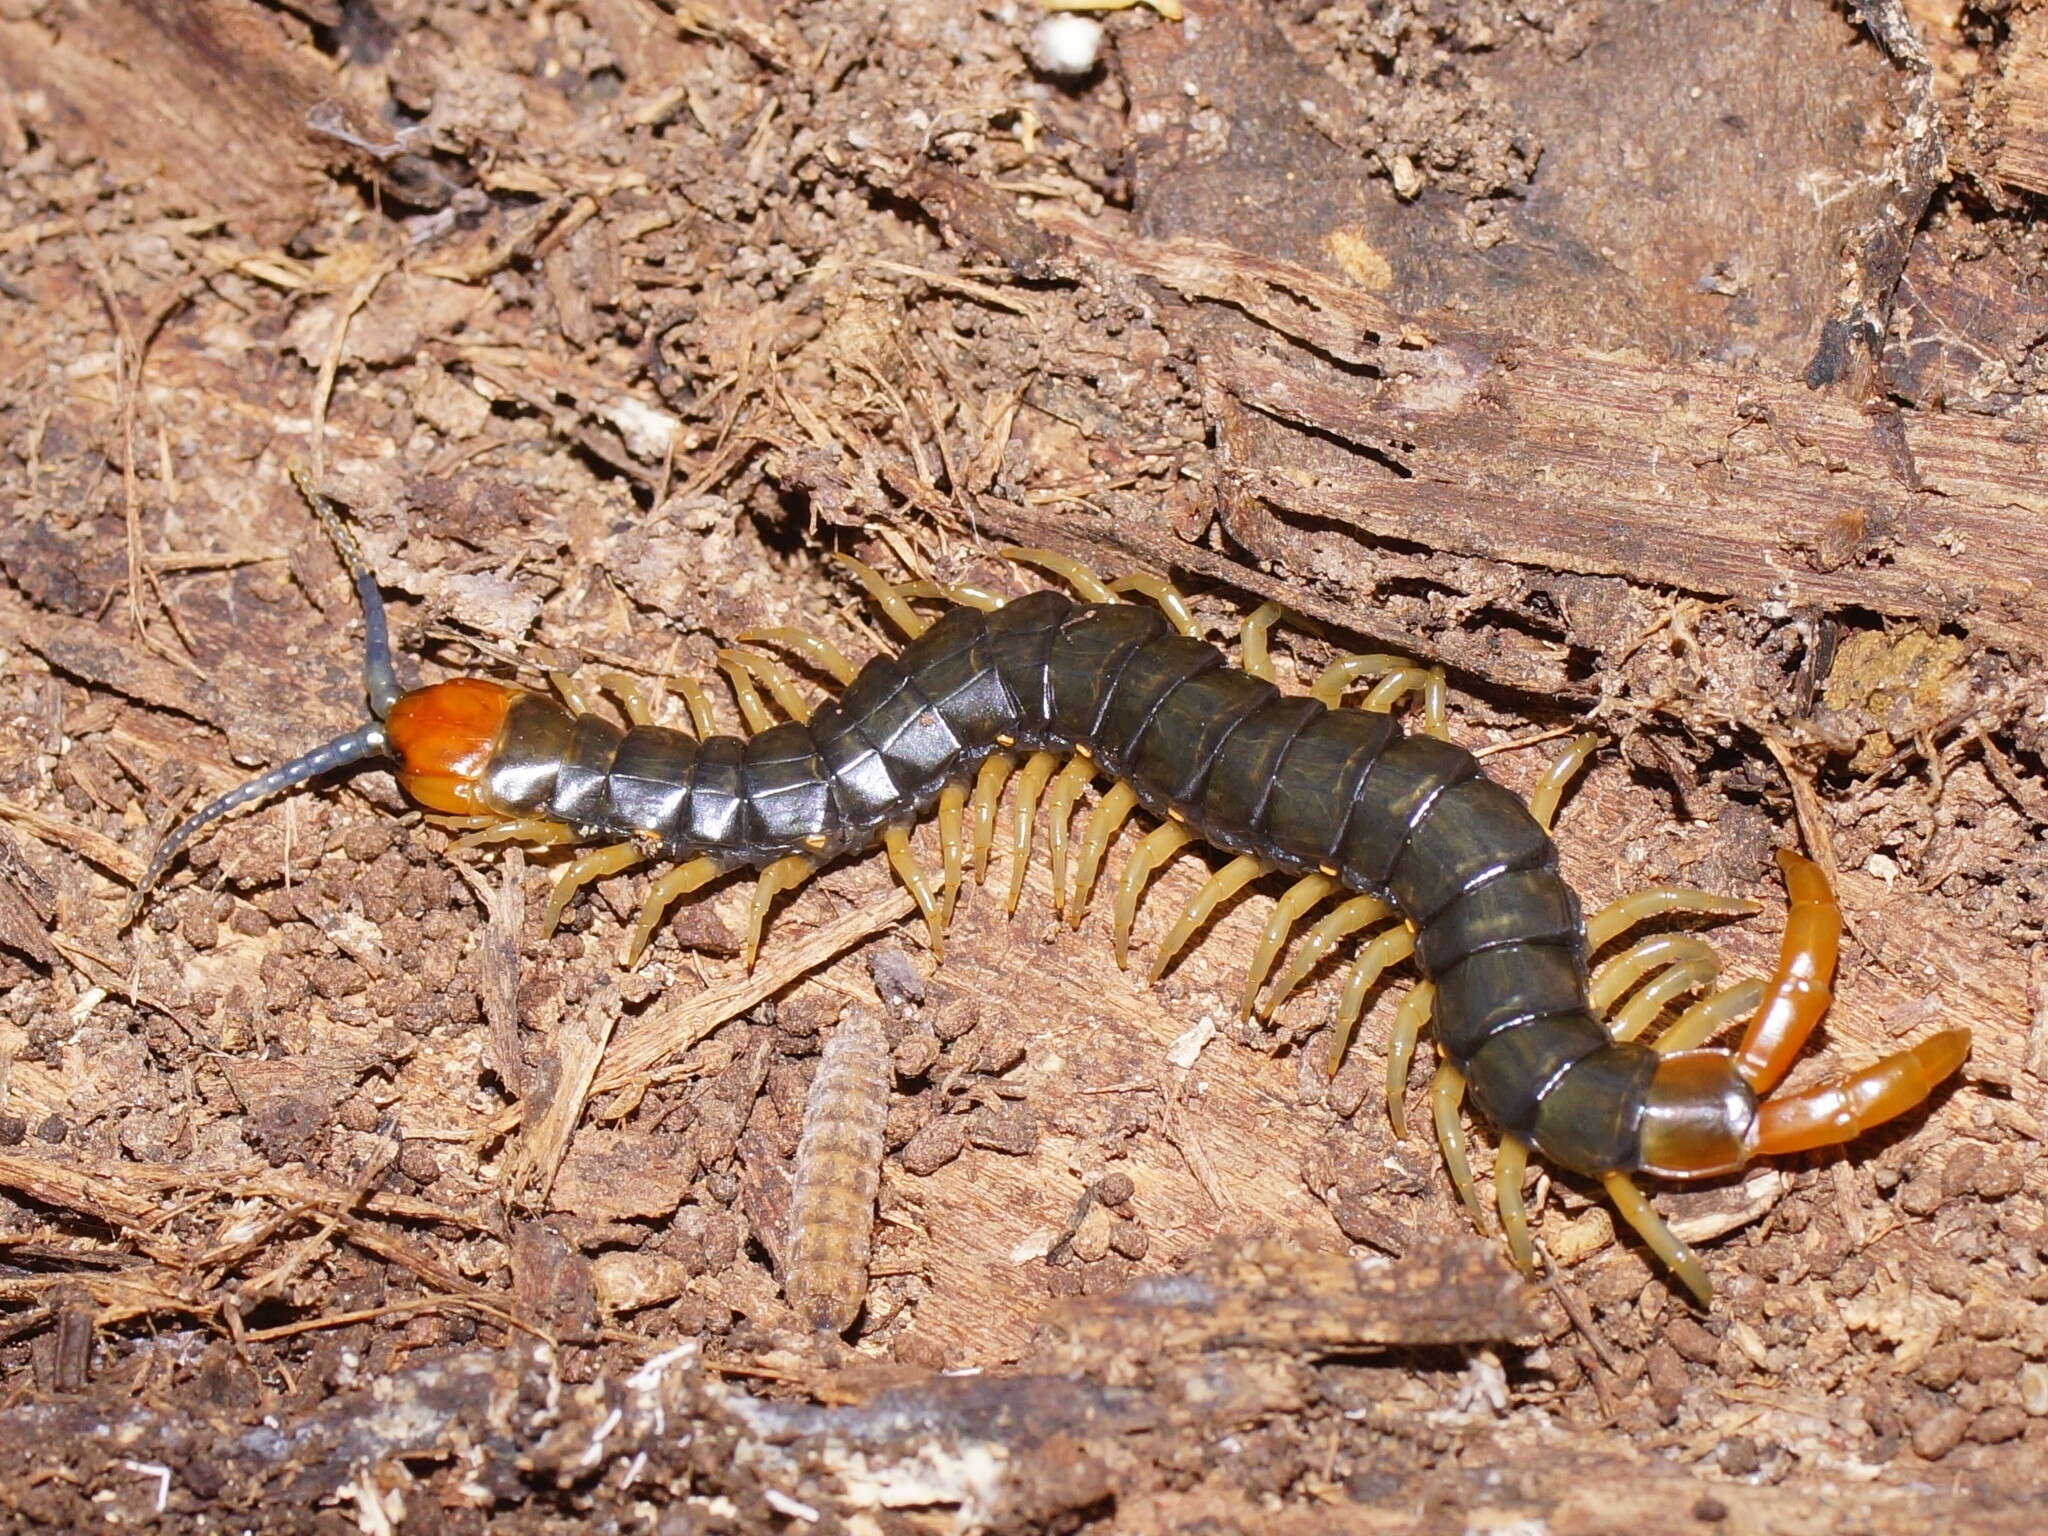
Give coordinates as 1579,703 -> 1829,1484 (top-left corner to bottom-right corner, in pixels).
0,1 -> 2044,1530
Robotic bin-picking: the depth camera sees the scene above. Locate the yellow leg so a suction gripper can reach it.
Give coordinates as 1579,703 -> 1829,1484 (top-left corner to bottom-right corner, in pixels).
1239,872 -> 1336,1019
936,783 -> 968,930
832,552 -> 929,639
999,545 -> 1115,604
542,842 -> 645,937
744,854 -> 815,969
1584,885 -> 1761,952
1005,751 -> 1060,915
1495,1137 -> 1535,1273
717,652 -> 777,732
1333,663 -> 1449,739
1151,853 -> 1267,980
1310,654 -> 1414,707
665,675 -> 718,737
1589,934 -> 1718,1015
738,627 -> 860,686
1259,893 -> 1393,1018
625,855 -> 723,965
883,826 -> 943,956
1378,971 -> 1429,1136
597,671 -> 658,726
1239,603 -> 1283,683
897,579 -> 1001,611
1113,822 -> 1194,969
1044,756 -> 1096,918
968,751 -> 1016,879
1070,781 -> 1138,925
1108,573 -> 1196,636
428,813 -> 500,833
549,669 -> 599,717
1528,733 -> 1601,832
1610,955 -> 1718,1043
1362,666 -> 1435,715
1603,1171 -> 1712,1306
451,817 -> 576,852
1431,1057 -> 1485,1229
1654,978 -> 1766,1055
1328,924 -> 1416,1076
1420,670 -> 1449,741
719,649 -> 812,723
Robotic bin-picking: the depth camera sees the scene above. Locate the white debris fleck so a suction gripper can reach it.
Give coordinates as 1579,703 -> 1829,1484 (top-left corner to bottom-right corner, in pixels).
1028,15 -> 1103,76
764,1488 -> 821,1523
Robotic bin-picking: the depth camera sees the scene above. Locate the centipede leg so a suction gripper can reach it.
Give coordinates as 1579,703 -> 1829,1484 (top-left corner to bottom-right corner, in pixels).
1654,978 -> 1766,1054
1239,603 -> 1283,683
1260,894 -> 1393,1018
1494,1136 -> 1535,1273
626,855 -> 723,965
1240,873 -> 1336,1018
1584,885 -> 1760,952
1603,1171 -> 1712,1306
1070,780 -> 1138,926
1609,954 -> 1718,1043
936,783 -> 968,929
1589,934 -> 1719,1016
1376,970 -> 1428,1136
831,553 -> 929,639
745,854 -> 815,970
968,751 -> 1016,880
897,579 -> 1002,612
1430,1054 -> 1486,1229
1309,654 -> 1417,707
451,816 -> 577,852
1150,853 -> 1267,979
883,825 -> 944,956
999,545 -> 1116,604
720,649 -> 812,723
1005,751 -> 1060,915
664,675 -> 718,737
1044,755 -> 1097,918
1527,732 -> 1601,832
1113,822 -> 1195,969
718,653 -> 777,732
736,627 -> 860,686
1108,573 -> 1197,636
1327,924 -> 1415,1078
542,841 -> 645,937
549,669 -> 599,717
596,672 -> 658,727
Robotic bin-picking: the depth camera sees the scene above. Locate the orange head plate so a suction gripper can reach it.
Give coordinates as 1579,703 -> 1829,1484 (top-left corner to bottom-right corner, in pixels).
383,678 -> 523,813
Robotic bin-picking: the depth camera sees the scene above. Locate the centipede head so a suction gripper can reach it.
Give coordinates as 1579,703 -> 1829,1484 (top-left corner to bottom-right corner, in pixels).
383,677 -> 525,814
124,476 -> 508,924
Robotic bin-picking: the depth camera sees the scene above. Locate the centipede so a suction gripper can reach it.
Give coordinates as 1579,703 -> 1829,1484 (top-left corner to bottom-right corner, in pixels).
125,481 -> 1971,1305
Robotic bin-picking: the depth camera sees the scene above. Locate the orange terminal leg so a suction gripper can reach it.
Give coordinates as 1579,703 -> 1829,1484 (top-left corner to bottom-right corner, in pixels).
1730,850 -> 1842,1094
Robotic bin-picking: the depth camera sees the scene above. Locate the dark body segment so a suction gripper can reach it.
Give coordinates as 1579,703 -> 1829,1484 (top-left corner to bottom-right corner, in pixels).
483,588 -> 1641,1177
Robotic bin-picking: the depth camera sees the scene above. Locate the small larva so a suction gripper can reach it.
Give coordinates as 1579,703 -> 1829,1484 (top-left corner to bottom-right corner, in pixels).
784,1007 -> 891,1334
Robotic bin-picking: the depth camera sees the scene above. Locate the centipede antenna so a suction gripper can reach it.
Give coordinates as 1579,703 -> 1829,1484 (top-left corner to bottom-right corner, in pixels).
292,469 -> 405,719
123,721 -> 389,927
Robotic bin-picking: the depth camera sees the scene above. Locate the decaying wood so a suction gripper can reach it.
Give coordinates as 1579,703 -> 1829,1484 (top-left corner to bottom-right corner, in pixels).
1993,7 -> 2048,198
0,0 -> 339,243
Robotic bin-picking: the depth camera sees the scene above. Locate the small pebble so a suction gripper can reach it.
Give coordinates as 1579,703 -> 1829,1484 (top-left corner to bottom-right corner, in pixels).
1911,1404 -> 1971,1460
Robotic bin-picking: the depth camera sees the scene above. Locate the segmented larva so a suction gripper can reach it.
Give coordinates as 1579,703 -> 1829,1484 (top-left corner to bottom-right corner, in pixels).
124,481 -> 1971,1306
784,1007 -> 891,1334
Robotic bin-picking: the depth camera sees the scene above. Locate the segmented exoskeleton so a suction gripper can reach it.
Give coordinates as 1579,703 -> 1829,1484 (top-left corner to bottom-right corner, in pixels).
128,484 -> 1971,1305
